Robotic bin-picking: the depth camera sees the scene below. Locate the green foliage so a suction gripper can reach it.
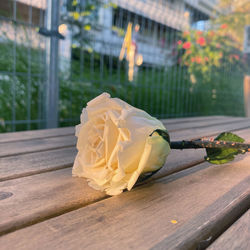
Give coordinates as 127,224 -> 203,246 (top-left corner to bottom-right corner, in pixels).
0,42 -> 245,132
178,28 -> 244,83
0,40 -> 45,132
216,0 -> 250,49
205,132 -> 245,164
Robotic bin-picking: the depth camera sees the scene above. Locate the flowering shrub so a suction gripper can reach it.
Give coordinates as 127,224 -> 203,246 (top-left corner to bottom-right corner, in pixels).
177,25 -> 243,83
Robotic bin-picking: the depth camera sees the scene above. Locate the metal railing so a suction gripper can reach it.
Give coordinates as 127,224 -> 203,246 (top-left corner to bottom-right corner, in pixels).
0,0 -> 246,133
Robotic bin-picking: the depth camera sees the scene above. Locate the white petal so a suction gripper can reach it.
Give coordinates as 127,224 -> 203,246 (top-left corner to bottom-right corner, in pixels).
87,92 -> 110,106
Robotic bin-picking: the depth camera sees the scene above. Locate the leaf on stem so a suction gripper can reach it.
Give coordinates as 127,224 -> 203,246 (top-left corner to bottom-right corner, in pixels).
205,132 -> 245,164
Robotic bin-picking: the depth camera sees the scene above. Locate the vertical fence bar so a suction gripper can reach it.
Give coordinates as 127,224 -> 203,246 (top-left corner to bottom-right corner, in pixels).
12,0 -> 17,131
46,0 -> 60,128
244,75 -> 250,117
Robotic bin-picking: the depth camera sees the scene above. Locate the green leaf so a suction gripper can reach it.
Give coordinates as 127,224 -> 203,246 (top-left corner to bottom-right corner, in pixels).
205,132 -> 245,165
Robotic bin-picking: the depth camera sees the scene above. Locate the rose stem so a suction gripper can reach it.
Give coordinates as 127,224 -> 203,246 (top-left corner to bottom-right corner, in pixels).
170,139 -> 250,153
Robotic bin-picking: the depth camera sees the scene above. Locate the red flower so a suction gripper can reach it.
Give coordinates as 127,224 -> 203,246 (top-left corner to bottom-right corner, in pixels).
186,50 -> 191,55
196,56 -> 202,64
204,57 -> 209,62
196,31 -> 203,36
191,57 -> 195,63
220,24 -> 228,29
196,37 -> 206,46
233,54 -> 239,60
182,41 -> 191,49
177,40 -> 182,45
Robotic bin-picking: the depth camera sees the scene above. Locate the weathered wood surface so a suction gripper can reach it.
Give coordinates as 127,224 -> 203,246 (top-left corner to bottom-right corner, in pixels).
208,209 -> 250,250
1,124 -> 249,183
0,156 -> 249,249
163,116 -> 247,132
0,148 -> 77,181
0,135 -> 76,158
0,122 -> 216,235
1,117 -> 249,159
0,116 -> 249,249
0,115 -> 233,142
0,127 -> 74,143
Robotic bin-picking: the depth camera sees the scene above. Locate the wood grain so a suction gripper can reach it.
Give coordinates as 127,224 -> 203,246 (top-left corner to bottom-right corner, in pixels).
208,210 -> 250,250
0,135 -> 76,158
163,117 -> 247,132
0,116 -> 244,144
170,118 -> 250,141
0,124 -> 249,237
0,118 -> 249,159
0,156 -> 249,249
0,146 -> 206,236
0,127 -> 74,143
0,116 -> 224,144
0,117 -> 249,248
0,147 -> 77,181
1,117 -> 248,181
160,116 -> 234,124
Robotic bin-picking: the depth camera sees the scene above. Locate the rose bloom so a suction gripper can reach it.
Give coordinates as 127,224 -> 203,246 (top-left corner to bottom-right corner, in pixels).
196,31 -> 203,36
220,24 -> 228,29
196,56 -> 202,64
182,41 -> 191,49
73,93 -> 171,195
177,40 -> 182,45
233,54 -> 239,60
196,37 -> 206,46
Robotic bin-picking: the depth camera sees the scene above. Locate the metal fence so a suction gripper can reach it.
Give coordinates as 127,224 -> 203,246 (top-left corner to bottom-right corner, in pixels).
0,0 -> 246,132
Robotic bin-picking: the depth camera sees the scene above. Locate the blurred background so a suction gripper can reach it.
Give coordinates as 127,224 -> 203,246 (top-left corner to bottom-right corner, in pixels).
0,0 -> 250,132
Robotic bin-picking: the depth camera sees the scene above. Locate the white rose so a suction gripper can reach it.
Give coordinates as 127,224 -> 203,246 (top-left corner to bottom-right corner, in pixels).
72,93 -> 170,195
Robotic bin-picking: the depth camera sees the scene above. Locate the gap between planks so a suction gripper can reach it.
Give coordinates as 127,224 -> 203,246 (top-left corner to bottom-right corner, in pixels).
207,209 -> 250,250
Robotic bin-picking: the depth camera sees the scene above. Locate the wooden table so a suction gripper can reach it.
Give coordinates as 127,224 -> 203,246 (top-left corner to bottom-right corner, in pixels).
0,116 -> 249,250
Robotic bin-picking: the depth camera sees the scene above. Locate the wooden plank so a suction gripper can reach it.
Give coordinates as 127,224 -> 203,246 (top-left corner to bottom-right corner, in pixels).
207,210 -> 250,250
160,115 -> 235,124
0,127 -> 249,239
0,154 -> 249,249
0,167 -> 108,236
152,178 -> 250,250
1,121 -> 250,184
164,117 -> 247,132
0,135 -> 76,158
0,116 -> 242,143
0,127 -> 74,143
170,118 -> 250,140
0,118 -> 249,158
2,125 -> 249,182
0,147 -> 77,181
0,116 -> 219,143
